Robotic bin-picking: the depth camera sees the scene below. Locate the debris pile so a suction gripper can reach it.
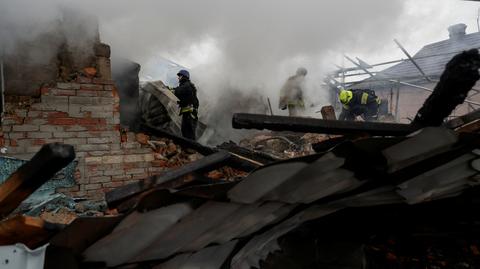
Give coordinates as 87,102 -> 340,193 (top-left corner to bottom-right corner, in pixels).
1,45 -> 480,269
237,132 -> 331,159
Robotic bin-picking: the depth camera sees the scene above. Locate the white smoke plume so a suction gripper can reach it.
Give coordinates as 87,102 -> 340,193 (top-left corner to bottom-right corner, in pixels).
0,0 -> 478,143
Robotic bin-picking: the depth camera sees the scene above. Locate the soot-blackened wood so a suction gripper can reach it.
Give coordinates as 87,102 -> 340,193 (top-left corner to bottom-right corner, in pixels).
105,150 -> 231,207
217,141 -> 279,165
445,108 -> 480,129
414,49 -> 480,127
0,143 -> 75,218
232,113 -> 417,136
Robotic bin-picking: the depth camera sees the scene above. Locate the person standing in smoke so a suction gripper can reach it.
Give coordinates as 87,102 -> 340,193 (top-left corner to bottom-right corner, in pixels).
279,67 -> 307,116
171,70 -> 199,140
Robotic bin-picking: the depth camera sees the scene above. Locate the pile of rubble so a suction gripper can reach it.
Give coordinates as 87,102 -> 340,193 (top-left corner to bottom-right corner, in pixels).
237,132 -> 332,159
1,50 -> 480,269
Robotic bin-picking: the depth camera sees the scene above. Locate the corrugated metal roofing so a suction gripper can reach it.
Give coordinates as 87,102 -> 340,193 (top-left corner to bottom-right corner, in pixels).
357,32 -> 480,87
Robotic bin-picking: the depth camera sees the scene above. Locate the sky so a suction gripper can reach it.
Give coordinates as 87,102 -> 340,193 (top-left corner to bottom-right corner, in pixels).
0,0 -> 479,142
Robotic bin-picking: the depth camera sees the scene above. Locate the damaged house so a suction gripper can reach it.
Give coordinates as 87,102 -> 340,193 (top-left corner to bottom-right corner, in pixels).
335,24 -> 480,123
2,9 -> 480,269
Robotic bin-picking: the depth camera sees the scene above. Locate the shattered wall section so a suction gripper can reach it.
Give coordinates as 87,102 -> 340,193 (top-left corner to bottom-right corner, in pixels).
0,63 -> 161,201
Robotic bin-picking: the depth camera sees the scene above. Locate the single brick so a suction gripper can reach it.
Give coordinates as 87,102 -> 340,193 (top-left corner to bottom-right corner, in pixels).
26,146 -> 42,153
125,168 -> 147,175
76,90 -> 98,97
92,78 -> 114,85
102,182 -> 124,189
24,118 -> 48,125
41,95 -> 68,104
87,137 -> 110,144
85,156 -> 102,164
64,138 -> 87,145
53,132 -> 77,138
103,169 -> 125,176
12,125 -> 39,132
123,154 -> 144,163
89,176 -> 111,183
48,118 -> 76,125
27,132 -> 52,139
144,153 -> 155,162
76,77 -> 92,84
40,125 -> 65,132
8,132 -> 27,139
57,83 -> 81,90
91,111 -> 113,118
84,183 -> 102,191
102,155 -> 123,164
112,175 -> 132,181
87,151 -> 112,157
76,144 -> 110,152
14,109 -> 28,117
69,96 -> 95,105
46,111 -> 69,118
97,91 -> 114,98
65,125 -> 88,132
50,89 -> 76,96
81,105 -> 114,112
79,84 -> 103,91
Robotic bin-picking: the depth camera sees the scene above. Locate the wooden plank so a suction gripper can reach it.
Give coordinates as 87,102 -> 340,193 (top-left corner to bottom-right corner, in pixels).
0,215 -> 56,249
105,151 -> 231,206
0,143 -> 75,218
445,109 -> 480,129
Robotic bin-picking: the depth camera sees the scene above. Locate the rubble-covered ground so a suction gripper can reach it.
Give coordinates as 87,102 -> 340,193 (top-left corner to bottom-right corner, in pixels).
238,132 -> 332,159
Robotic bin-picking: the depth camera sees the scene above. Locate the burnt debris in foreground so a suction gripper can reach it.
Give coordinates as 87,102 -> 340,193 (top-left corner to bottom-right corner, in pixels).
1,51 -> 480,269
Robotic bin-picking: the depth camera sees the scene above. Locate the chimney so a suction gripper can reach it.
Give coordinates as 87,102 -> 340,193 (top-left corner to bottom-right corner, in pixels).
448,23 -> 467,40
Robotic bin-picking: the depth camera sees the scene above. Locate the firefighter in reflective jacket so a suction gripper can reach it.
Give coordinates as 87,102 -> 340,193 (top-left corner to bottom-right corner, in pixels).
171,70 -> 199,140
338,89 -> 381,121
279,67 -> 307,116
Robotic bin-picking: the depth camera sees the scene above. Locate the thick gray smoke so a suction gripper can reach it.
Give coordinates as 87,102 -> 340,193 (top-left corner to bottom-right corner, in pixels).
1,0 -> 476,143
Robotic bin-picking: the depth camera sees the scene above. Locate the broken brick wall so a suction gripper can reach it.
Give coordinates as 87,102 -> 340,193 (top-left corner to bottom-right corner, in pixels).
0,18 -> 163,200
0,76 -> 164,200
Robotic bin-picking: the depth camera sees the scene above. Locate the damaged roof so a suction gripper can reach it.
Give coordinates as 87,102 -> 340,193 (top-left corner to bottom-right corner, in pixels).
356,28 -> 480,88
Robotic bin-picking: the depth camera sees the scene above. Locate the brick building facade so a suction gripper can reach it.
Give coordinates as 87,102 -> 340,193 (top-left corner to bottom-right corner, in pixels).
0,18 -> 162,200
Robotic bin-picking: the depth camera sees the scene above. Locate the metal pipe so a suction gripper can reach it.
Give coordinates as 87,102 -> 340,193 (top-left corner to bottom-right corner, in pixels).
334,47 -> 480,74
344,54 -> 480,107
394,39 -> 432,82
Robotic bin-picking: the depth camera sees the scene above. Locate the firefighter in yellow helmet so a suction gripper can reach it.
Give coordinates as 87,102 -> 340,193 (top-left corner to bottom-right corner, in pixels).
338,89 -> 381,121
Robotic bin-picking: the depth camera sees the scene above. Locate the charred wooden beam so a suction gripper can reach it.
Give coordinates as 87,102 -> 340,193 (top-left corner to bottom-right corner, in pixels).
413,49 -> 480,127
232,113 -> 418,136
445,109 -> 480,129
0,143 -> 75,218
217,141 -> 279,165
105,150 -> 231,207
0,215 -> 60,249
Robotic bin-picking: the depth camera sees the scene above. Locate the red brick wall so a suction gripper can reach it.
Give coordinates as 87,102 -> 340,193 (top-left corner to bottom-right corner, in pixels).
0,78 -> 162,200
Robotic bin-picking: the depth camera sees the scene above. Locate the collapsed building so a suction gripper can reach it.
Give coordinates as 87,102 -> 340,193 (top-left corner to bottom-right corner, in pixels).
2,14 -> 480,269
331,24 -> 480,123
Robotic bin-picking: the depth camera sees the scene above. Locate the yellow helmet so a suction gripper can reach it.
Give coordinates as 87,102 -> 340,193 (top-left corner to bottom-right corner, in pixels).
339,89 -> 353,104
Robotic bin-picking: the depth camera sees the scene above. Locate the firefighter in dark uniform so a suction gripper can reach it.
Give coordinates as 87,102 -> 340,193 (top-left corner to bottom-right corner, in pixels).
171,70 -> 199,140
338,89 -> 381,121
